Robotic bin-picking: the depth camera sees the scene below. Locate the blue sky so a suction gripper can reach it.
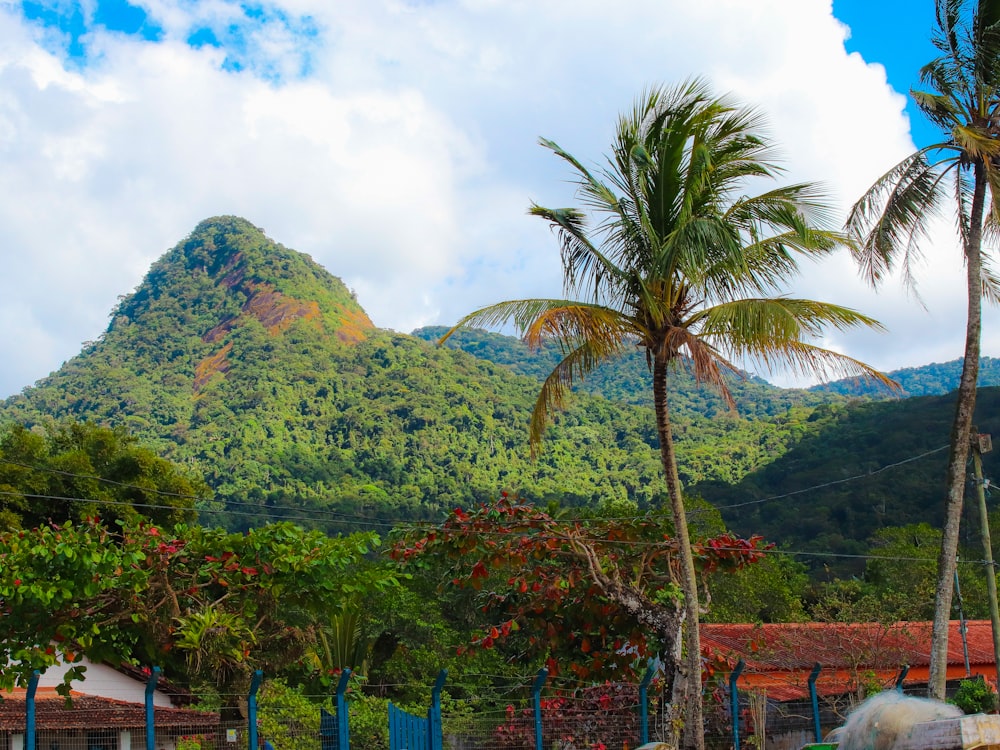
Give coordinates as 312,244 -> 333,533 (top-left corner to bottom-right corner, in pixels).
0,0 -> 990,396
834,0 -> 939,148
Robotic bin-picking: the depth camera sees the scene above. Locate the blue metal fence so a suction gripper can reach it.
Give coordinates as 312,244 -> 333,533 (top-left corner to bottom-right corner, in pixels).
388,669 -> 446,750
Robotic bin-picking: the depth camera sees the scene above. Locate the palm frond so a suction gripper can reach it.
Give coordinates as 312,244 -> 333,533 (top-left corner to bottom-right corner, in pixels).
438,299 -> 585,342
749,340 -> 900,390
846,148 -> 955,288
980,253 -> 1000,304
694,297 -> 886,348
660,327 -> 738,410
527,323 -> 634,450
694,299 -> 894,387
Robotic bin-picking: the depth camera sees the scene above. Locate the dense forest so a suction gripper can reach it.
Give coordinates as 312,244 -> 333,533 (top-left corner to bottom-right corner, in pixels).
3,216 -> 999,572
5,217 -> 1000,747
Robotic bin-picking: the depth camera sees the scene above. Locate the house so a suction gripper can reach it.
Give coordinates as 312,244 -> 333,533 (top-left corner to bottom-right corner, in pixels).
701,620 -> 998,702
700,620 -> 999,750
0,657 -> 219,750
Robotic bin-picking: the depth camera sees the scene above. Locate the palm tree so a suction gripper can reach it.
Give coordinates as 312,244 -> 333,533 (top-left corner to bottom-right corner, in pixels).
845,0 -> 1000,700
444,79 -> 891,748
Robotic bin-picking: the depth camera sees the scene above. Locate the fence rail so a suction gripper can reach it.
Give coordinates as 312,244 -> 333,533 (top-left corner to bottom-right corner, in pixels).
4,661 -> 955,750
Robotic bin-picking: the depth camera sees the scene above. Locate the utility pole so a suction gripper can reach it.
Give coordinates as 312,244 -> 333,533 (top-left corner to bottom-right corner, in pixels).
971,429 -> 1000,689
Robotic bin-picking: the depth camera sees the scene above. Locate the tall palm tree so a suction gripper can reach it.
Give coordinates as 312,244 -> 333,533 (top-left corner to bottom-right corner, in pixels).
845,0 -> 1000,700
444,79 -> 891,748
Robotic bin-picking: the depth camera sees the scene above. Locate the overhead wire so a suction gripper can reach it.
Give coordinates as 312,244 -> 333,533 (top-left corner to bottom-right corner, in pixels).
0,440 -> 980,564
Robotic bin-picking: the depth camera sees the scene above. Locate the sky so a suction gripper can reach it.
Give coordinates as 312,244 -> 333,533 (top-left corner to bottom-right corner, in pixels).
0,0 -> 989,398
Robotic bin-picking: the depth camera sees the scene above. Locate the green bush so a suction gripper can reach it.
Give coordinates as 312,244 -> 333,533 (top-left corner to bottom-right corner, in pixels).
951,677 -> 998,715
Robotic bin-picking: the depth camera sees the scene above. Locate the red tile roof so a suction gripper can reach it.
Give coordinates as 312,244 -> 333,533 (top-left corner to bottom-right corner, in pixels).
0,689 -> 219,733
701,620 -> 997,702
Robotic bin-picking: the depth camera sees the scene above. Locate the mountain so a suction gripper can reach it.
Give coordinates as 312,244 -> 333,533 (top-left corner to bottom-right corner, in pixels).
4,216 -> 997,563
692,388 -> 1000,576
411,326 -> 845,419
0,217 -> 688,531
414,327 -> 1000,405
811,357 -> 1000,398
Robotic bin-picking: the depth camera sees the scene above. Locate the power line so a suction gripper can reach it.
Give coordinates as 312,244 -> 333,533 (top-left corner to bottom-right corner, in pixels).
707,444 -> 951,512
0,441 -> 973,562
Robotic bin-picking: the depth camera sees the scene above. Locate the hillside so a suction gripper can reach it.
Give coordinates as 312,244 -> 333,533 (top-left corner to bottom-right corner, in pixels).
0,217 -> 683,531
411,326 -> 842,419
692,388 -> 1000,575
4,216 -> 998,560
811,357 -> 1000,398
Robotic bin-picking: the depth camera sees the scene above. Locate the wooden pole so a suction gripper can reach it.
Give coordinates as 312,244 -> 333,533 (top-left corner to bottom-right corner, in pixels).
971,430 -> 1000,689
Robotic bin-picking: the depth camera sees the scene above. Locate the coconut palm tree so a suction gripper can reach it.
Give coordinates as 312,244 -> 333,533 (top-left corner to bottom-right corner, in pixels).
845,0 -> 1000,700
444,79 -> 891,748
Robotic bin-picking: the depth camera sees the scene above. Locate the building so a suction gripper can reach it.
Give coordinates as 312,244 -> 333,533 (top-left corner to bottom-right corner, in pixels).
0,658 -> 219,750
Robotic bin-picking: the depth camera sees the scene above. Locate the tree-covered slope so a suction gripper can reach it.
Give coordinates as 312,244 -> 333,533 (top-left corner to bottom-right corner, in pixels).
411,326 -> 842,419
692,388 -> 1000,575
6,216 -> 994,555
811,357 -> 1000,398
0,217 -> 692,531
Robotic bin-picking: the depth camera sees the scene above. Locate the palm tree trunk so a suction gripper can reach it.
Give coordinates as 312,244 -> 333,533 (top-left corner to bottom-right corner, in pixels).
928,162 -> 987,699
653,355 -> 704,750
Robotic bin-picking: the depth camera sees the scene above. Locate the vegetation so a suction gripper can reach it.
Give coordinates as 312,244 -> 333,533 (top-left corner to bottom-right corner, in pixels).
0,218 -> 686,532
3,217 -> 997,555
4,209 -> 1000,737
845,0 -> 1000,697
0,421 -> 204,529
951,677 -> 999,714
694,388 -> 1000,575
811,356 -> 1000,398
0,515 -> 397,707
442,79 -> 889,747
391,495 -> 769,747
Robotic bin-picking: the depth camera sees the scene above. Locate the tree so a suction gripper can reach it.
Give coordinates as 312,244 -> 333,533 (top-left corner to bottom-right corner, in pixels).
0,421 -> 204,530
443,79 -> 890,747
391,496 -> 769,746
845,0 -> 1000,699
0,517 -> 398,705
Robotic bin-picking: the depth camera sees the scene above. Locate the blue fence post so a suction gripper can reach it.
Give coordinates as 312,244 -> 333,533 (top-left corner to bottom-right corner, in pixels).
247,670 -> 263,750
730,659 -> 745,750
532,668 -> 548,750
895,665 -> 910,691
429,669 -> 447,750
25,670 -> 40,750
639,661 -> 657,746
145,666 -> 161,750
336,669 -> 351,750
808,662 -> 822,742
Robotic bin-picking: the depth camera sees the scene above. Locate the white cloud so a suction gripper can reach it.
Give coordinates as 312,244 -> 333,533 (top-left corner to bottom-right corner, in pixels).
0,0 -> 991,399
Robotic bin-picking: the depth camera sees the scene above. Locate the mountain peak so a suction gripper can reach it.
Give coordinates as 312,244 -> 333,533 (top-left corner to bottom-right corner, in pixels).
111,217 -> 373,368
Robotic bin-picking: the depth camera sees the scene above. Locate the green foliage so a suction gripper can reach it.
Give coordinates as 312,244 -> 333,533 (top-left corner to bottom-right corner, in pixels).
413,326 -> 840,419
391,496 -> 769,680
6,214 -> 1000,610
0,218 -> 692,532
257,679 -> 322,750
0,421 -> 204,530
951,677 -> 999,715
703,554 -> 809,623
0,517 -> 398,695
812,357 -> 1000,399
694,390 -> 1000,577
346,691 -> 391,750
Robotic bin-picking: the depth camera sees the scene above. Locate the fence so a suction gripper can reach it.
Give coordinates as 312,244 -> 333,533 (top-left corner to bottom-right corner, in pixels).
4,660 -> 946,750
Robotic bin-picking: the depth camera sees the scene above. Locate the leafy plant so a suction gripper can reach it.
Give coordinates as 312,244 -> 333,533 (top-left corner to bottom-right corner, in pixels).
951,677 -> 998,715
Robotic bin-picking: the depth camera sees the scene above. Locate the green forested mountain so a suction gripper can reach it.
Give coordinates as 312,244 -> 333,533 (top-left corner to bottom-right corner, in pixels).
3,216 -> 997,560
692,388 -> 1000,576
412,326 -> 842,419
0,217 -> 680,531
811,357 -> 1000,398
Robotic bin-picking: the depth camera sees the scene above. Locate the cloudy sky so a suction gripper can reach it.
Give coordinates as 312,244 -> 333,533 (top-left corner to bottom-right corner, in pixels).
0,0 -> 988,398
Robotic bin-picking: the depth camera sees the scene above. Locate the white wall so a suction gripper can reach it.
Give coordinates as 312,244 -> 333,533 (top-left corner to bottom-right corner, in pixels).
27,657 -> 173,708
